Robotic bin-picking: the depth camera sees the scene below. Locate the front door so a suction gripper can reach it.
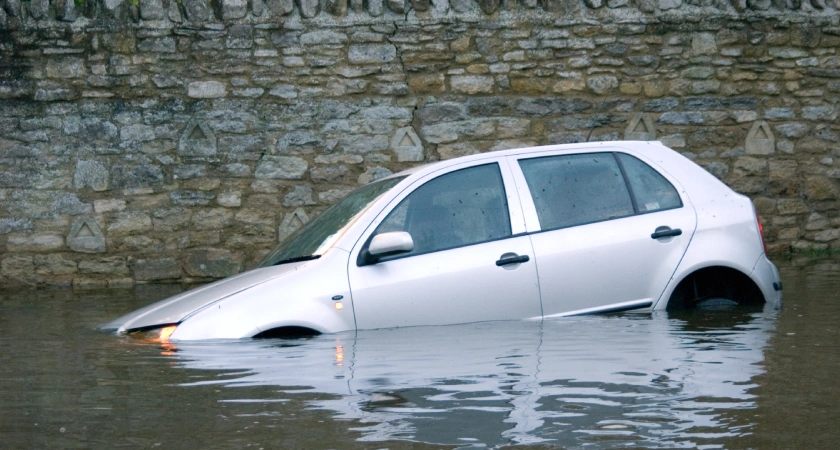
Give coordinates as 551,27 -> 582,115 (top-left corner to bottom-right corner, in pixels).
348,161 -> 542,330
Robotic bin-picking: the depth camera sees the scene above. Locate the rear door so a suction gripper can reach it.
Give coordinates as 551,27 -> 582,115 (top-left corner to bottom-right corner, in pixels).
347,159 -> 543,330
508,150 -> 697,316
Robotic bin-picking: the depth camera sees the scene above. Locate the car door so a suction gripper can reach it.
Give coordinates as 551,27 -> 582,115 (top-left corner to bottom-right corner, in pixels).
347,159 -> 543,330
509,150 -> 697,317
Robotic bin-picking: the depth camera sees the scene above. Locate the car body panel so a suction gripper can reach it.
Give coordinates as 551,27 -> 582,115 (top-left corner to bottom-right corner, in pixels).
100,141 -> 782,340
170,249 -> 356,340
102,261 -> 310,332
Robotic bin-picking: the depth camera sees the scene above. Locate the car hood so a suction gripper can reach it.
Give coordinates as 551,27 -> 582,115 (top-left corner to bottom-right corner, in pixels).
100,261 -> 310,332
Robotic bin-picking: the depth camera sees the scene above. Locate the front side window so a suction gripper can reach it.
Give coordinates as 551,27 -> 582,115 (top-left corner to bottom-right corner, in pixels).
370,163 -> 511,258
519,153 -> 635,230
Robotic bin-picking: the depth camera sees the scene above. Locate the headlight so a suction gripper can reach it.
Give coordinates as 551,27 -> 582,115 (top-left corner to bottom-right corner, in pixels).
128,324 -> 178,342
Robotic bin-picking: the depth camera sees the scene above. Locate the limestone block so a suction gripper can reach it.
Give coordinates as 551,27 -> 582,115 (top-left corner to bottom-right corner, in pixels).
74,160 -> 109,191
267,0 -> 294,15
386,0 -> 407,12
348,44 -> 397,64
358,166 -> 393,184
412,0 -> 431,10
108,212 -> 153,235
132,258 -> 181,281
179,119 -> 217,156
29,0 -> 49,19
745,121 -> 775,155
326,0 -> 348,15
168,0 -> 183,21
0,218 -> 32,234
391,127 -> 424,162
53,194 -> 94,216
139,0 -> 165,20
451,75 -> 494,94
222,0 -> 248,19
310,165 -> 349,182
691,33 -> 718,56
283,185 -> 316,207
184,249 -> 242,278
624,113 -> 657,141
35,255 -> 78,276
476,0 -> 500,13
79,257 -> 129,274
188,81 -> 227,99
255,156 -> 309,179
170,190 -> 216,206
297,0 -> 320,17
183,0 -> 213,21
55,0 -> 78,21
8,235 -> 65,252
279,208 -> 310,242
368,0 -> 384,15
450,0 -> 472,11
5,0 -> 21,17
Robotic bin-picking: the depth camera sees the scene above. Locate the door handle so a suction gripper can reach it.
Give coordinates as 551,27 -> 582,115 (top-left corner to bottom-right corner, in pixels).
496,254 -> 530,266
651,226 -> 682,239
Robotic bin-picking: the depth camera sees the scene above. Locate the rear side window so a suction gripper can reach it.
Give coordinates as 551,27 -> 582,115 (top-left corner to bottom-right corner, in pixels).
372,163 -> 512,257
615,153 -> 682,213
519,153 -> 634,230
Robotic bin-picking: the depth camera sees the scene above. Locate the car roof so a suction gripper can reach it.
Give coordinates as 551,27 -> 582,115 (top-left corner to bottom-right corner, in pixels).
382,140 -> 670,181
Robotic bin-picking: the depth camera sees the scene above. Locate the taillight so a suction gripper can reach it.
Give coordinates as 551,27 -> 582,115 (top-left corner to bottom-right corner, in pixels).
756,213 -> 767,254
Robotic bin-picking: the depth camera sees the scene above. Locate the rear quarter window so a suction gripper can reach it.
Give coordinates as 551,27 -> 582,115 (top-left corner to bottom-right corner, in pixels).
615,153 -> 682,213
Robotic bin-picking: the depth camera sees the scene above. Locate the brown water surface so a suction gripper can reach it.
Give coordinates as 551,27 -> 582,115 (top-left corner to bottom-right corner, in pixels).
0,258 -> 837,449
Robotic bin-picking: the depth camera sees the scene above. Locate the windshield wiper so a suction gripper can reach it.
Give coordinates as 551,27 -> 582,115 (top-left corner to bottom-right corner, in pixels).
272,255 -> 321,266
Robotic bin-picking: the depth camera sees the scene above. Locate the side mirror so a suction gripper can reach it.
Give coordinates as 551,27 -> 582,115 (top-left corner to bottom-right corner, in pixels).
369,231 -> 414,257
359,231 -> 414,266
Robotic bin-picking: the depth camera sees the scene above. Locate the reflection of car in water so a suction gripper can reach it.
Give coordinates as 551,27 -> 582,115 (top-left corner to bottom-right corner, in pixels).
169,308 -> 777,447
102,141 -> 782,340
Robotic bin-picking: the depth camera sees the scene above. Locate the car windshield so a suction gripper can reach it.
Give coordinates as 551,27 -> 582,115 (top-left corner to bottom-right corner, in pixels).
254,176 -> 406,268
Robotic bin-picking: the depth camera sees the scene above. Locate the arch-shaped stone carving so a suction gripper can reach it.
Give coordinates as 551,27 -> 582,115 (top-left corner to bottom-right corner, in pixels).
624,113 -> 657,141
278,208 -> 310,242
391,127 -> 425,162
746,121 -> 775,155
67,217 -> 107,253
179,119 -> 217,157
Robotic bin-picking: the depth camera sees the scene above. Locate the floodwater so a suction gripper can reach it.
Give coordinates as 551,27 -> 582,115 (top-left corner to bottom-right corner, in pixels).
1,259 -> 838,449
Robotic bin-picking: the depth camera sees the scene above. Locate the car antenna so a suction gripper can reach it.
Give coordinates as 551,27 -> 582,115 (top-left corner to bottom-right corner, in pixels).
586,97 -> 609,143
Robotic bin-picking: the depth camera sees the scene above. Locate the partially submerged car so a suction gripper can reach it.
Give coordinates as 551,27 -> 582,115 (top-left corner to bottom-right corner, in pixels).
102,141 -> 782,340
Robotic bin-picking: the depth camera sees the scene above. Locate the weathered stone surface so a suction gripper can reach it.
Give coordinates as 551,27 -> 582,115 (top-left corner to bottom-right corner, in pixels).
74,160 -> 109,191
183,0 -> 213,21
391,127 -> 424,162
267,0 -> 294,15
35,255 -> 78,276
79,257 -> 129,275
8,235 -> 65,252
451,76 -> 494,94
0,218 -> 32,234
283,185 -> 316,207
139,0 -> 165,20
348,44 -> 397,64
132,258 -> 181,281
185,249 -> 242,278
358,166 -> 393,184
108,212 -> 153,235
188,82 -> 227,99
255,156 -> 308,179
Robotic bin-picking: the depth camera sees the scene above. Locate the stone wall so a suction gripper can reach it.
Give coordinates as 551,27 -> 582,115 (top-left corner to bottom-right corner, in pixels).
1,0 -> 840,287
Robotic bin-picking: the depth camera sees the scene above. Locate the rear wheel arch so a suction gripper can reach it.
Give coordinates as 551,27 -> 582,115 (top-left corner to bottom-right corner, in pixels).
665,265 -> 765,311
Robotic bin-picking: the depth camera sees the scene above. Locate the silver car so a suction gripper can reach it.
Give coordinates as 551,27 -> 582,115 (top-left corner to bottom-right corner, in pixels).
103,141 -> 782,340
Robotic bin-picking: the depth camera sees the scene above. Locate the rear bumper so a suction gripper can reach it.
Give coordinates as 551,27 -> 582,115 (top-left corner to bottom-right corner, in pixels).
751,253 -> 782,309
